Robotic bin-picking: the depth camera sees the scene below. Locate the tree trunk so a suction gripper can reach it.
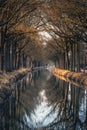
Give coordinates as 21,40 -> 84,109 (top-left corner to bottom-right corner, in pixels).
1,27 -> 5,71
77,43 -> 80,71
5,42 -> 11,72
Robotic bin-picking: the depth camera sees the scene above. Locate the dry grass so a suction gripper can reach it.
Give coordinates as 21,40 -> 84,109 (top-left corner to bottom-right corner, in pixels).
52,67 -> 87,88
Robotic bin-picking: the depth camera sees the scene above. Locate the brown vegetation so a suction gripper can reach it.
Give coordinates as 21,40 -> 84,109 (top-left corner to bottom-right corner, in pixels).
52,67 -> 87,89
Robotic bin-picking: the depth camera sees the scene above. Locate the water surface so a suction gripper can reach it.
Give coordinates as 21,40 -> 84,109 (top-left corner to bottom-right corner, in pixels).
0,69 -> 87,130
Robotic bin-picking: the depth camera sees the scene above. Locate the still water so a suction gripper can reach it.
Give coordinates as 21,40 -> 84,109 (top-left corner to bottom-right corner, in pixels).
0,69 -> 87,130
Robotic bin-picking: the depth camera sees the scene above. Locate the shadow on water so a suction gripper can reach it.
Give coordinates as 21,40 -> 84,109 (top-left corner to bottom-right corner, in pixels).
0,69 -> 87,130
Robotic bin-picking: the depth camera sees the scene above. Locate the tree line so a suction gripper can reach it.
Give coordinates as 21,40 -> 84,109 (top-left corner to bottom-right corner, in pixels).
0,0 -> 87,72
0,0 -> 44,72
41,0 -> 87,71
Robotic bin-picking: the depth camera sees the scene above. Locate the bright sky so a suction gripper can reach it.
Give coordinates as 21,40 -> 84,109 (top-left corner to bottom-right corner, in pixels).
38,31 -> 52,46
39,31 -> 52,39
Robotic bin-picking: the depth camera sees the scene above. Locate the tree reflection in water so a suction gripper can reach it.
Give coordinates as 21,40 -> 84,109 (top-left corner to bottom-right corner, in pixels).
0,70 -> 87,130
44,76 -> 87,130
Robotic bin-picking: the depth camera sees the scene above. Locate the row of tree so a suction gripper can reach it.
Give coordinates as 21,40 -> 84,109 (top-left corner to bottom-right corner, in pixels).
0,0 -> 87,72
0,0 -> 45,72
40,0 -> 87,71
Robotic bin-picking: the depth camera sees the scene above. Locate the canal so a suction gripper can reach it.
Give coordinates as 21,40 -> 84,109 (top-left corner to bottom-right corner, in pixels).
0,69 -> 87,130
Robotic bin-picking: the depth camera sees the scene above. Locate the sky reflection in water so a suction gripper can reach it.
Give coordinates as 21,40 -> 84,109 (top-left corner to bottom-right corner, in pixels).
15,70 -> 87,130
